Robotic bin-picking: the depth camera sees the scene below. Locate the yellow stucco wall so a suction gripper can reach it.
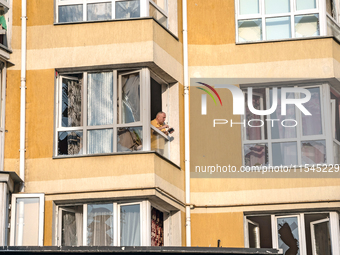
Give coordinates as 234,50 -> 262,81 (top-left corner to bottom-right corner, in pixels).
44,200 -> 53,246
191,212 -> 244,247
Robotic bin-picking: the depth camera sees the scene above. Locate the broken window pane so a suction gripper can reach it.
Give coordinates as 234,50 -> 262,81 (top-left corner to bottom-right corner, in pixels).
295,14 -> 319,38
238,19 -> 262,42
277,216 -> 300,255
117,127 -> 143,152
61,206 -> 83,246
244,144 -> 268,166
58,131 -> 83,156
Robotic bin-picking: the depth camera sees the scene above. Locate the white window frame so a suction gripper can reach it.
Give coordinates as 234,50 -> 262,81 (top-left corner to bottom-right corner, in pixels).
245,211 -> 340,255
55,67 -> 171,158
10,193 -> 45,246
235,0 -> 325,43
55,200 -> 173,246
0,0 -> 10,10
244,217 -> 260,248
241,83 -> 335,167
310,217 -> 330,255
55,0 -> 168,28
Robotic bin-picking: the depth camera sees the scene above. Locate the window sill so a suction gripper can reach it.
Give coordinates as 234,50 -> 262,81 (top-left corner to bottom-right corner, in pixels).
53,17 -> 179,41
52,150 -> 181,170
236,35 -> 334,45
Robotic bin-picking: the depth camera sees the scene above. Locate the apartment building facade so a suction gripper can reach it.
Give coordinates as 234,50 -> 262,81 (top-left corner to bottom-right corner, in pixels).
0,0 -> 339,255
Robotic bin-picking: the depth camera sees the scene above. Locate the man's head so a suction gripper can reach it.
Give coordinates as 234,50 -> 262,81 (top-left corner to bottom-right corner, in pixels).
156,111 -> 166,124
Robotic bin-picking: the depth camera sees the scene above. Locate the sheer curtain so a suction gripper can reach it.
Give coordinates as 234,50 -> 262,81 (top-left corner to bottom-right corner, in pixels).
88,72 -> 113,126
87,204 -> 114,246
120,204 -> 140,246
87,129 -> 113,154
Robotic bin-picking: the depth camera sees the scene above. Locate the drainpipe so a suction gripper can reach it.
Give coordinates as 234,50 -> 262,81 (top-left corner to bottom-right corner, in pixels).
19,0 -> 27,192
182,0 -> 191,247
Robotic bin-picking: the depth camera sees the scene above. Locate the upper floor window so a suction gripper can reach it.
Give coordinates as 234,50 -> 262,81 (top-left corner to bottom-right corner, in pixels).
242,83 -> 340,167
56,0 -> 168,28
0,62 -> 5,171
55,67 -> 171,159
236,0 -> 321,42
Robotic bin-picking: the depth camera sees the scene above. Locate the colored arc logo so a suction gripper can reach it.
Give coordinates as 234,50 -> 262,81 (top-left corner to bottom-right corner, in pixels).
196,82 -> 223,106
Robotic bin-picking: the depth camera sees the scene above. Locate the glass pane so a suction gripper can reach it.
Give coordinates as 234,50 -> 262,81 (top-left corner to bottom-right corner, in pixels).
58,5 -> 83,23
58,131 -> 83,156
15,198 -> 40,246
301,140 -> 326,164
245,89 -> 266,140
151,128 -> 169,159
87,129 -> 113,154
277,217 -> 300,255
88,72 -> 113,126
115,0 -> 140,19
296,0 -> 316,10
244,144 -> 268,166
153,0 -> 167,11
117,127 -> 143,152
272,142 -> 298,166
120,204 -> 140,246
313,221 -> 332,255
239,0 -> 259,15
265,0 -> 290,14
87,204 -> 114,246
87,2 -> 112,21
120,72 -> 140,124
238,19 -> 262,42
150,3 -> 167,27
61,77 -> 82,127
270,88 -> 296,139
302,87 -> 322,136
61,206 -> 83,246
295,14 -> 319,37
266,16 -> 291,40
151,207 -> 164,246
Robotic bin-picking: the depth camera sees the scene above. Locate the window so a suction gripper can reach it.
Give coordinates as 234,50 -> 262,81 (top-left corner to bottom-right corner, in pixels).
55,200 -> 171,246
236,0 -> 321,42
9,194 -> 45,246
241,83 -> 340,167
245,211 -> 340,255
56,0 -> 168,28
0,0 -> 9,47
55,68 -> 170,159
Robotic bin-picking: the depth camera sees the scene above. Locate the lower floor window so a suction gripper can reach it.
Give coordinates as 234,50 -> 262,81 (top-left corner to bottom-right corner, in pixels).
57,201 -> 170,246
245,211 -> 339,255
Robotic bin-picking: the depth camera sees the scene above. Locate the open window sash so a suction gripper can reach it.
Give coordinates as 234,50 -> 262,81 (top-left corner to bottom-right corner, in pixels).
310,218 -> 332,255
58,206 -> 83,246
10,194 -> 44,246
246,219 -> 260,248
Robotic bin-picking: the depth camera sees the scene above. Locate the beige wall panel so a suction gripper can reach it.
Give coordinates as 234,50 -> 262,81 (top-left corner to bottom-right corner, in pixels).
12,0 -> 21,27
3,159 -> 19,175
44,200 -> 53,246
187,0 -> 235,45
189,58 -> 335,78
188,39 -> 334,67
191,185 -> 340,206
191,201 -> 340,214
191,212 -> 244,247
4,70 -> 21,161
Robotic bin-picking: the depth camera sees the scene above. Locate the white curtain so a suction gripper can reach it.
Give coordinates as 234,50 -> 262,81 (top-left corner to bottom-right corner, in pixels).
88,72 -> 113,126
120,204 -> 140,246
87,129 -> 113,154
87,204 -> 114,246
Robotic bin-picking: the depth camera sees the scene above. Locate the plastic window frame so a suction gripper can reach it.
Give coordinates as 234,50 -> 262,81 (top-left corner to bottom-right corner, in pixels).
55,0 -> 168,27
241,83 -> 333,167
235,0 -> 325,43
9,193 -> 45,246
